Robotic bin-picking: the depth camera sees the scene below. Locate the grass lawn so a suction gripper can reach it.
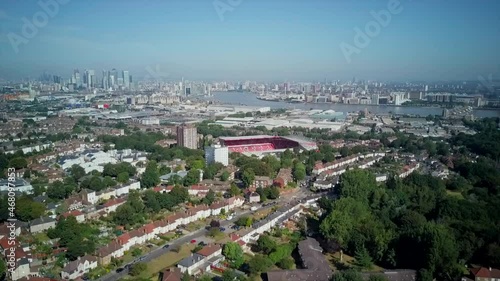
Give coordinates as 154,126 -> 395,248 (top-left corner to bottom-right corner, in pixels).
446,190 -> 464,199
124,244 -> 196,279
185,220 -> 206,232
326,252 -> 384,272
251,208 -> 273,221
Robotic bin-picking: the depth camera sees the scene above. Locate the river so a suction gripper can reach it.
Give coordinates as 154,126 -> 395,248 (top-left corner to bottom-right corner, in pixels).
204,91 -> 500,118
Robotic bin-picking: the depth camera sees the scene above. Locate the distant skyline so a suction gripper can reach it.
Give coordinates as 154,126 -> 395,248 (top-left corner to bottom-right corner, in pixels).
0,0 -> 499,81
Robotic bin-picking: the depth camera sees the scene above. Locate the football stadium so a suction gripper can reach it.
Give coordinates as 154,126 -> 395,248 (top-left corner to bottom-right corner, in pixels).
218,135 -> 318,156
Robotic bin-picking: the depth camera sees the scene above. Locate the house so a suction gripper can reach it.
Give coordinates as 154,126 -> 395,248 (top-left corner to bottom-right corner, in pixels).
0,179 -> 33,194
465,267 -> 500,281
266,238 -> 332,281
10,257 -> 30,280
61,255 -> 98,280
97,241 -> 124,265
64,195 -> 85,211
60,210 -> 85,223
197,244 -> 222,260
159,268 -> 182,281
99,198 -> 126,214
246,192 -> 260,203
274,168 -> 293,188
0,222 -> 21,239
252,176 -> 272,189
177,253 -> 205,275
29,217 -> 56,233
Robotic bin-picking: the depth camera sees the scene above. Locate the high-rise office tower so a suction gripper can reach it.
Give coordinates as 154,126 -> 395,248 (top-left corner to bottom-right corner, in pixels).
83,70 -> 94,88
74,69 -> 81,88
123,71 -> 130,89
102,70 -> 108,89
176,125 -> 198,149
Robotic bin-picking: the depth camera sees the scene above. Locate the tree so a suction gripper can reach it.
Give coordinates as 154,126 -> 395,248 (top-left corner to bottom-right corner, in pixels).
103,176 -> 117,187
277,257 -> 295,269
141,161 -> 160,188
229,183 -> 242,196
248,254 -> 274,274
235,216 -> 252,227
354,246 -> 373,269
159,165 -> 171,175
292,162 -> 306,182
0,258 -> 6,278
117,171 -> 130,183
143,190 -> 161,213
223,242 -> 245,268
220,171 -> 230,181
130,262 -> 147,276
15,196 -> 45,221
23,169 -> 31,179
339,169 -> 376,204
269,244 -> 293,264
183,169 -> 200,186
256,235 -> 277,254
210,220 -> 221,228
9,157 -> 28,169
242,168 -> 255,188
202,189 -> 216,205
70,164 -> 86,181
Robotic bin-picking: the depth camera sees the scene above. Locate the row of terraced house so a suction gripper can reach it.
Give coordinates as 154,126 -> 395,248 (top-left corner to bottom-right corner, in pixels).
62,196 -> 245,279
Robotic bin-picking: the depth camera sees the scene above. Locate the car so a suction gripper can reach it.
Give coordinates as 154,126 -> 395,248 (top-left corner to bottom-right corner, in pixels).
163,244 -> 170,249
116,268 -> 124,273
220,227 -> 226,231
198,241 -> 207,246
190,239 -> 196,243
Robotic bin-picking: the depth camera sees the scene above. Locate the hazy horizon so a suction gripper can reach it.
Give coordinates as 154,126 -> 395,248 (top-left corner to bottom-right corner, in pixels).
0,0 -> 499,81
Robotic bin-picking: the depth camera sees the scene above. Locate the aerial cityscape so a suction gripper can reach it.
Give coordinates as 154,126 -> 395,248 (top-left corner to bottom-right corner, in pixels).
0,1 -> 500,281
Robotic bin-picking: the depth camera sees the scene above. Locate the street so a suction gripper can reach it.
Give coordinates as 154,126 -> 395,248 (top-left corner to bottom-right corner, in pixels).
98,187 -> 312,281
98,209 -> 251,281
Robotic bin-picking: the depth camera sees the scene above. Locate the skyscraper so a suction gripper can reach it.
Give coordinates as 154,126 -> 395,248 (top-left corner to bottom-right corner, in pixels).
176,125 -> 198,149
102,70 -> 108,89
123,71 -> 130,89
74,69 -> 81,88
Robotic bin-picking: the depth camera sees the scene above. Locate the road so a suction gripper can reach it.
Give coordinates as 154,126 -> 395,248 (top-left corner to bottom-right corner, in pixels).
98,209 -> 251,281
98,187 -> 312,281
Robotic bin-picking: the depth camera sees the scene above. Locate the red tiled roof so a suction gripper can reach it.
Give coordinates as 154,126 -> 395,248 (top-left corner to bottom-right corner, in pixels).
117,233 -> 130,245
0,237 -> 10,249
103,198 -> 126,207
471,267 -> 500,279
197,244 -> 221,257
144,223 -> 155,234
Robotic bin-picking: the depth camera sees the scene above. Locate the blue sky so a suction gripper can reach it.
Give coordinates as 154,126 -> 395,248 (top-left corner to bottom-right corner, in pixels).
0,0 -> 499,81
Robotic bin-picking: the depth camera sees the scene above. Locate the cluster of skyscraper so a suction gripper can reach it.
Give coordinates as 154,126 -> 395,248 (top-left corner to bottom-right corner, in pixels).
70,69 -> 132,90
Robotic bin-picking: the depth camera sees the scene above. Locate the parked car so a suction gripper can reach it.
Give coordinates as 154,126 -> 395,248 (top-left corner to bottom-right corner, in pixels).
198,241 -> 207,246
116,268 -> 124,273
220,227 -> 226,231
163,244 -> 170,249
190,239 -> 196,243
